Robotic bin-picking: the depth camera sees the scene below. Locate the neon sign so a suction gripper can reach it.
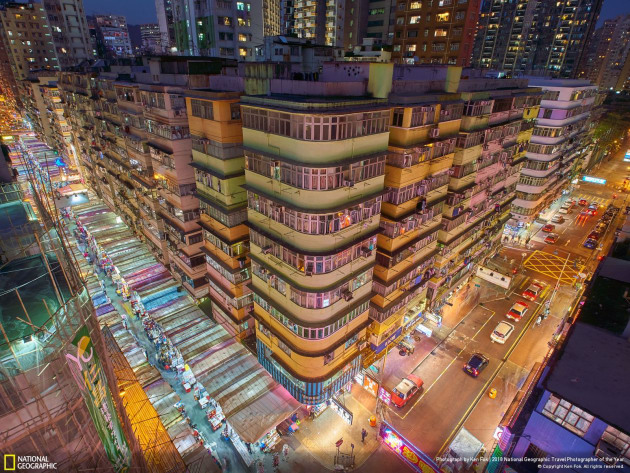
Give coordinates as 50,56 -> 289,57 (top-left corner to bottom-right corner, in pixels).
379,422 -> 441,473
582,176 -> 606,184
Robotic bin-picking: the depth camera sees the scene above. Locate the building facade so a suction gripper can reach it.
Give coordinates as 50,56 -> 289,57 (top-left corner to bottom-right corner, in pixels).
511,79 -> 598,224
472,0 -> 604,78
43,0 -> 93,68
391,0 -> 481,66
140,23 -> 162,53
155,0 -> 175,52
578,15 -> 630,92
170,0 -> 262,60
291,0 -> 345,47
93,15 -> 133,58
0,2 -> 59,81
185,90 -> 254,340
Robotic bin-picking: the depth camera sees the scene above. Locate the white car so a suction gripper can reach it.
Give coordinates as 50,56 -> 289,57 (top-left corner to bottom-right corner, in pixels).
558,208 -> 570,214
491,321 -> 515,344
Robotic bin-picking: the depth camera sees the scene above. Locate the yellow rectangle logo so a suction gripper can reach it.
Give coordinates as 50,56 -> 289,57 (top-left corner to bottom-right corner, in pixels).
4,454 -> 16,471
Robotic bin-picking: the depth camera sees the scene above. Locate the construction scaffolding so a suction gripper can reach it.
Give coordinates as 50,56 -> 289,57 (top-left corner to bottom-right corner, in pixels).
0,152 -> 147,471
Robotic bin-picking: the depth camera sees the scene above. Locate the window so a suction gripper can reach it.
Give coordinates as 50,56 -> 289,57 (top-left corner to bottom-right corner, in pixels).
436,12 -> 449,22
408,30 -> 418,38
543,394 -> 594,436
410,1 -> 422,9
455,11 -> 466,20
396,17 -> 405,25
450,42 -> 459,51
230,102 -> 241,120
190,99 -> 213,120
368,20 -> 384,27
238,33 -> 248,41
324,352 -> 335,365
406,44 -> 417,52
432,42 -> 446,51
369,8 -> 385,14
218,16 -> 231,26
424,29 -> 429,37
393,44 -> 401,51
600,426 -> 630,463
435,29 -> 447,37
409,15 -> 421,24
345,333 -> 358,349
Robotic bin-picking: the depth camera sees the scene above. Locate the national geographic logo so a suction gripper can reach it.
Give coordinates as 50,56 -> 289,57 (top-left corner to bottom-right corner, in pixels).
3,455 -> 57,471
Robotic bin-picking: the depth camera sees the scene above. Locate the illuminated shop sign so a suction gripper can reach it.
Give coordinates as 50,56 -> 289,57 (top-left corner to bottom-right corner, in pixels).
582,176 -> 606,184
379,422 -> 441,473
624,150 -> 630,162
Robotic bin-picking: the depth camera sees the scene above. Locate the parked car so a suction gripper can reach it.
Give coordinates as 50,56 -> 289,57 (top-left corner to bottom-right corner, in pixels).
558,208 -> 570,214
463,353 -> 489,378
506,302 -> 529,321
522,283 -> 544,301
584,238 -> 597,249
588,232 -> 600,241
545,233 -> 559,244
578,199 -> 588,206
391,375 -> 424,408
551,215 -> 565,224
491,321 -> 515,344
542,224 -> 555,233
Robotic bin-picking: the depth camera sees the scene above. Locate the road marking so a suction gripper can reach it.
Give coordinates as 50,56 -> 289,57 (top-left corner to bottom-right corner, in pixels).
393,310 -> 496,421
564,239 -> 570,246
436,293 -> 547,457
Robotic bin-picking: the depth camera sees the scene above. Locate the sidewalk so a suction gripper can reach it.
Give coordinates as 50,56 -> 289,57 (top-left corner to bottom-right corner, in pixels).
293,383 -> 381,470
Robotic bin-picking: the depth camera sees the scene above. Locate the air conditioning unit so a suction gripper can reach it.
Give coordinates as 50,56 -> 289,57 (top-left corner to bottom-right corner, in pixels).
430,128 -> 440,138
342,290 -> 353,301
343,179 -> 355,187
262,245 -> 273,254
360,246 -> 373,257
358,341 -> 367,351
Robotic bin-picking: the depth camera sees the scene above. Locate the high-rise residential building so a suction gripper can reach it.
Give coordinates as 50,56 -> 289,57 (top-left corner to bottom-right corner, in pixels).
473,0 -> 604,79
0,2 -> 59,81
392,0 -> 481,66
242,63 -> 392,403
578,15 -> 630,92
511,79 -> 598,224
291,0 -> 345,47
170,0 -> 262,60
263,0 -> 282,36
155,0 -> 175,52
43,0 -> 93,68
185,90 -> 254,340
93,15 -> 133,58
472,0 -> 537,74
140,23 -> 162,53
280,0 -> 295,36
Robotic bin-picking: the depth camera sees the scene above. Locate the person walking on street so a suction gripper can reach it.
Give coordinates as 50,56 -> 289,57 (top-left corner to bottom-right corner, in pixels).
282,444 -> 289,461
361,428 -> 368,443
536,316 -> 542,326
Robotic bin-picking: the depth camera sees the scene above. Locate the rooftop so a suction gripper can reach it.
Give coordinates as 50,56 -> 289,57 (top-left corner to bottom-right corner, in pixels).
545,322 -> 630,433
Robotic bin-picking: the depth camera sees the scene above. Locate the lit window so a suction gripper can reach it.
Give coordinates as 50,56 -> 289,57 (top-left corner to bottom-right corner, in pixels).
437,12 -> 449,22
435,29 -> 447,37
406,44 -> 417,52
239,47 -> 248,57
410,1 -> 422,9
409,15 -> 421,24
239,33 -> 247,41
237,1 -> 245,10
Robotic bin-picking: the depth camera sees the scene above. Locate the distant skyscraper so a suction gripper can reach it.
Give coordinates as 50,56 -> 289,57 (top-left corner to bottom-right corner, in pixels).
291,0 -> 345,47
391,0 -> 481,66
155,0 -> 175,52
0,2 -> 59,80
472,0 -> 604,78
43,0 -> 93,68
140,23 -> 162,53
170,0 -> 262,59
263,0 -> 281,37
578,15 -> 630,92
93,15 -> 133,58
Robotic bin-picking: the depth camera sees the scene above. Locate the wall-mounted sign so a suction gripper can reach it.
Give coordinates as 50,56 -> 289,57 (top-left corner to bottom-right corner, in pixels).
363,375 -> 379,397
331,397 -> 353,425
378,387 -> 391,405
582,175 -> 606,184
379,422 -> 440,473
624,150 -> 630,162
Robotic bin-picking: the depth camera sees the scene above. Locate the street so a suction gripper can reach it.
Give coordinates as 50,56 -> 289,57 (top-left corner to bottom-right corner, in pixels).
348,144 -> 630,472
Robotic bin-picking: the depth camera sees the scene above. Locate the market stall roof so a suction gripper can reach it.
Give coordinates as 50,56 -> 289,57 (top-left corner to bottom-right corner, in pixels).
57,183 -> 86,196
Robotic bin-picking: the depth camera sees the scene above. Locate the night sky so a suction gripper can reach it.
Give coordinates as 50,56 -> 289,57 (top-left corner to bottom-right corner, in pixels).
82,0 -> 628,26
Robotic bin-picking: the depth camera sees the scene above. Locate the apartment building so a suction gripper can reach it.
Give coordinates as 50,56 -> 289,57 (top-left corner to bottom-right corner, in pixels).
242,63 -> 393,403
170,0 -> 262,60
366,66 -> 462,360
429,72 -> 540,309
0,2 -> 59,81
292,0 -> 345,47
155,0 -> 175,52
92,15 -> 133,58
511,79 -> 598,224
392,0 -> 481,66
57,57 -> 240,299
472,0 -> 604,79
186,90 -> 254,340
578,15 -> 630,92
140,23 -> 162,54
43,0 -> 93,68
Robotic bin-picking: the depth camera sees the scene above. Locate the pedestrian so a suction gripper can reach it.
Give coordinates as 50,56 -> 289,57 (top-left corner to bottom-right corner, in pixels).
361,428 -> 368,443
536,316 -> 542,326
310,409 -> 315,421
246,442 -> 252,454
282,444 -> 289,461
273,452 -> 279,469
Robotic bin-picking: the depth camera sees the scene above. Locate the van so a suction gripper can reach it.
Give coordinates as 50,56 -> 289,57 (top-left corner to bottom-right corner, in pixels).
391,375 -> 424,408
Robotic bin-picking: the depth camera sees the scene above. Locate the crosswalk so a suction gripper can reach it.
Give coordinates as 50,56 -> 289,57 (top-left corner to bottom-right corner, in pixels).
572,194 -> 610,207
